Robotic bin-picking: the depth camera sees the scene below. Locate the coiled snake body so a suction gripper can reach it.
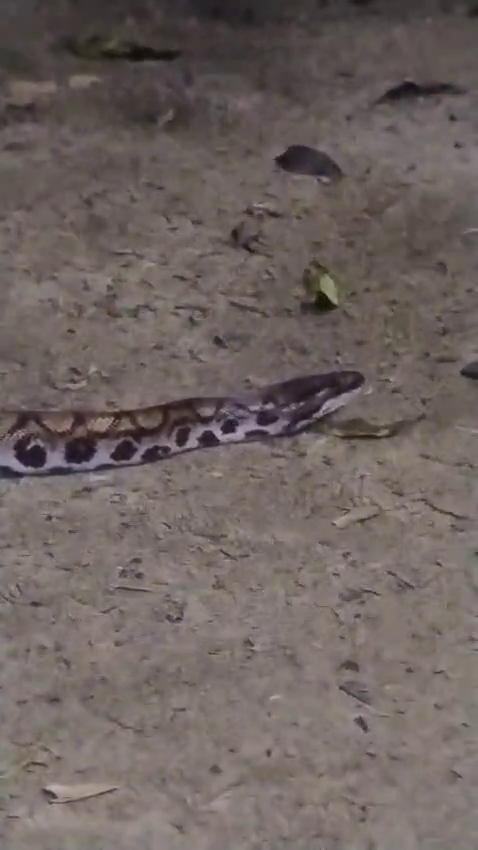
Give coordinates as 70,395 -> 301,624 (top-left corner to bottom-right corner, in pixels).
0,370 -> 364,478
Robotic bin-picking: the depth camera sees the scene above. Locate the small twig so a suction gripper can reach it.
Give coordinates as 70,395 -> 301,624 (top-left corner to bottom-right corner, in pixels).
420,497 -> 470,520
339,680 -> 372,706
387,569 -> 416,590
228,299 -> 270,317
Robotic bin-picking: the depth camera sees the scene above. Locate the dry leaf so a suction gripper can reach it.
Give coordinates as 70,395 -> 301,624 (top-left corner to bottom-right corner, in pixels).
275,145 -> 343,183
228,299 -> 269,317
375,79 -> 465,105
43,782 -> 118,804
62,35 -> 181,62
354,715 -> 369,732
460,361 -> 478,380
245,201 -> 282,218
6,79 -> 58,107
68,74 -> 102,90
156,107 -> 176,128
332,505 -> 381,529
330,414 -> 424,439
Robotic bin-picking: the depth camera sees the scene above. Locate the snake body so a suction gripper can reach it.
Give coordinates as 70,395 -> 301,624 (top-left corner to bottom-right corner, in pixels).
0,370 -> 364,477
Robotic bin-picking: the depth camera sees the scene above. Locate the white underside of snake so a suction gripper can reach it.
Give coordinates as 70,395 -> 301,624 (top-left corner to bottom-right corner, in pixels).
0,370 -> 364,477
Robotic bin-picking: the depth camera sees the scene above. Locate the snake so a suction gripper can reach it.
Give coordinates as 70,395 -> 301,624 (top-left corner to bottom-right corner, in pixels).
0,369 -> 364,478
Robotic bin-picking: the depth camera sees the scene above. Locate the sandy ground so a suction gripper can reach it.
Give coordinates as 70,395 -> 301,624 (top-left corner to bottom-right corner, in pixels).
0,2 -> 477,848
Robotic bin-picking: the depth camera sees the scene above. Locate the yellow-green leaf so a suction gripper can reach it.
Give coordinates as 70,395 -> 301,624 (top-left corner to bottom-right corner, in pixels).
302,260 -> 339,311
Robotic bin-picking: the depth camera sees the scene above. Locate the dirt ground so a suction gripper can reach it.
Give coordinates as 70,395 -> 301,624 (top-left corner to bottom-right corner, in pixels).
0,2 -> 477,848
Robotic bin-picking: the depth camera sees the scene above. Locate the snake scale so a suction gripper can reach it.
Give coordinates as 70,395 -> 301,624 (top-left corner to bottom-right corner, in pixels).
0,370 -> 364,477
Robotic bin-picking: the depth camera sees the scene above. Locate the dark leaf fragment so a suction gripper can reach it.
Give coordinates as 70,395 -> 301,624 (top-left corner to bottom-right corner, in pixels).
375,80 -> 466,105
61,35 -> 181,62
339,680 -> 372,706
275,145 -> 343,183
230,219 -> 263,253
354,715 -> 369,733
460,360 -> 478,380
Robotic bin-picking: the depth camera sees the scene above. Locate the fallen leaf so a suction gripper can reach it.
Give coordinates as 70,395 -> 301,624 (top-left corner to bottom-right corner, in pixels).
275,145 -> 343,183
112,584 -> 156,593
43,782 -> 118,804
245,201 -> 282,218
302,260 -> 339,311
330,414 -> 424,439
67,74 -> 101,90
460,360 -> 478,380
228,299 -> 269,317
61,35 -> 181,62
6,79 -> 58,106
156,107 -> 176,128
339,587 -> 379,602
52,378 -> 88,391
354,715 -> 369,732
339,659 -> 360,672
375,79 -> 466,105
332,505 -> 381,529
203,788 -> 236,813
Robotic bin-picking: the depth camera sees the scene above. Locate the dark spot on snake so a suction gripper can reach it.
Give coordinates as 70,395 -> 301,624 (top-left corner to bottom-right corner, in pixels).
14,436 -> 47,469
197,429 -> 220,448
256,409 -> 279,427
141,445 -> 171,464
221,417 -> 238,435
175,426 -> 191,448
111,439 -> 137,463
245,428 -> 270,439
64,437 -> 97,465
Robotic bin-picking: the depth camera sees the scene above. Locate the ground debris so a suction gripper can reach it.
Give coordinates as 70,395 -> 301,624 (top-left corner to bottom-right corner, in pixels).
275,144 -> 343,183
339,680 -> 372,706
332,505 -> 381,529
230,219 -> 264,253
461,361 -> 478,380
374,79 -> 465,104
43,782 -> 118,804
330,414 -> 425,439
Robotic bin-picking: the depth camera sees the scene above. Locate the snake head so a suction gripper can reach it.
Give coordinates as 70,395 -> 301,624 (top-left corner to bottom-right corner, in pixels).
257,370 -> 365,434
226,370 -> 365,438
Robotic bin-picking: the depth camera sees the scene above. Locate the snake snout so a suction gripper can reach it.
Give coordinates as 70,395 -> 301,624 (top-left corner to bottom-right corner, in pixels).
282,370 -> 365,431
332,370 -> 365,396
269,370 -> 364,406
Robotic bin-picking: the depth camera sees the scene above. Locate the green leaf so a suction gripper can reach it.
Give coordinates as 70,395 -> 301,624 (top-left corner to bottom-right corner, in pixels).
302,260 -> 339,311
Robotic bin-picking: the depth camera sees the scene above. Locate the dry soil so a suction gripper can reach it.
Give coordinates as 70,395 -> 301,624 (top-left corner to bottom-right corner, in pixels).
0,2 -> 477,848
